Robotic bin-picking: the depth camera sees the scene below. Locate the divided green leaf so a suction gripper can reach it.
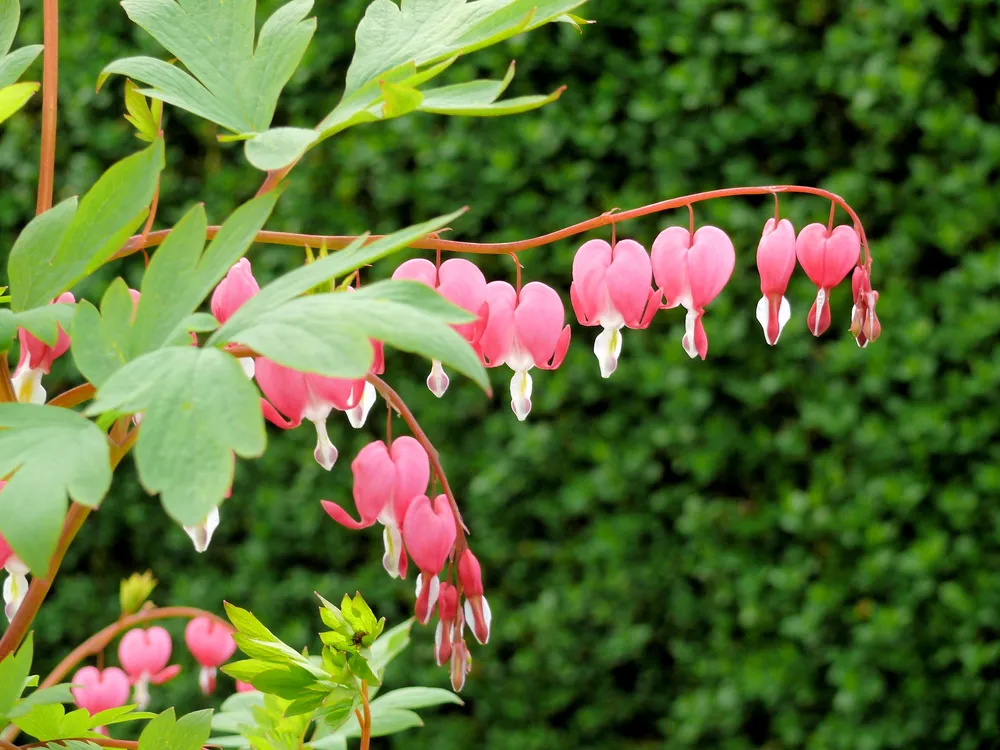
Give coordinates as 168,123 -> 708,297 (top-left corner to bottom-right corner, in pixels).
0,0 -> 42,88
0,405 -> 112,573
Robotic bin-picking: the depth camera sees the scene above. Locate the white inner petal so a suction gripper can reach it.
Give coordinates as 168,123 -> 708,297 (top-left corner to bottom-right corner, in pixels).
426,360 -> 450,399
347,381 -> 378,429
183,506 -> 221,553
311,417 -> 338,470
509,370 -> 533,421
682,308 -> 699,359
239,358 -> 255,379
12,368 -> 45,405
594,326 -> 623,379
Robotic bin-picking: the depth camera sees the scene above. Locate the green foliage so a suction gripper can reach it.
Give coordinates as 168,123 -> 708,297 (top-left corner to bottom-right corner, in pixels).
0,0 -> 42,88
0,636 -> 76,733
0,81 -> 38,125
137,708 -> 213,750
13,701 -> 155,741
120,570 -> 158,615
0,300 -> 75,351
0,404 -> 112,572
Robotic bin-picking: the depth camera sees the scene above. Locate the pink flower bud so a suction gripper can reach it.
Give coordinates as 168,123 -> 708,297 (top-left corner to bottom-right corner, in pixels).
434,582 -> 459,666
794,223 -> 861,336
458,550 -> 491,645
651,226 -> 735,360
755,218 -> 797,345
479,281 -> 571,420
211,259 -> 260,325
185,616 -> 236,695
403,495 -> 456,624
12,292 -> 75,404
236,680 -> 255,692
571,239 -> 658,378
449,637 -> 472,693
71,666 -> 130,716
850,266 -> 881,347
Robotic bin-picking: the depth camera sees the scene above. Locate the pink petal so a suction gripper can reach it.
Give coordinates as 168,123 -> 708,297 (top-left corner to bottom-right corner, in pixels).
211,259 -> 260,324
150,664 -> 182,685
650,226 -> 693,308
185,617 -> 236,667
795,223 -> 860,290
458,549 -> 484,596
756,218 -> 797,296
437,259 -> 488,343
254,358 -> 309,423
391,258 -> 437,287
351,441 -> 395,522
71,667 -> 131,715
402,494 -> 456,575
686,226 -> 736,309
260,398 -> 301,429
321,500 -> 376,530
535,325 -> 571,371
118,626 -> 172,678
570,239 -> 612,325
605,239 -> 653,328
514,282 -> 566,366
479,282 -> 517,367
390,437 -> 431,522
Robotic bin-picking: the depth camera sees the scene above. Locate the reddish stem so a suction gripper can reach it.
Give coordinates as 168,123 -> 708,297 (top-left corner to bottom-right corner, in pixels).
47,382 -> 96,409
39,606 -> 227,689
0,359 -> 16,403
119,185 -> 872,266
35,0 -> 58,214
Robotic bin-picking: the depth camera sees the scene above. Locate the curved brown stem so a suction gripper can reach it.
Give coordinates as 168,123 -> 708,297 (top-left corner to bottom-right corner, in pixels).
35,0 -> 58,215
367,375 -> 470,547
47,383 -> 96,409
39,606 -> 227,689
0,359 -> 16,403
119,185 -> 872,266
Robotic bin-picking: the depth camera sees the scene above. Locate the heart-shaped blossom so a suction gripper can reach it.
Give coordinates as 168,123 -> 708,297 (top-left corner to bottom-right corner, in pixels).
403,494 -> 457,624
755,218 -> 797,345
571,239 -> 658,377
255,358 -> 363,470
118,626 -> 180,708
11,292 -> 75,404
212,259 -> 261,378
458,549 -> 491,645
651,226 -> 736,359
322,437 -> 429,580
71,666 -> 131,716
794,223 -> 861,336
185,616 -> 237,695
392,258 -> 489,398
479,281 -> 571,421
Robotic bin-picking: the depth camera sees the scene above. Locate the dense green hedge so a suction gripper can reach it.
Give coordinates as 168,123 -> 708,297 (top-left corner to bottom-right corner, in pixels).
3,0 -> 1000,747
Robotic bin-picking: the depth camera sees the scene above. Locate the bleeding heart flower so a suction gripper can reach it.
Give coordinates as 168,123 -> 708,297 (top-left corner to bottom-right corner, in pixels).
11,292 -> 75,404
71,666 -> 131,716
571,239 -> 659,377
458,549 -> 491,645
651,226 -> 736,360
185,616 -> 237,695
850,266 -> 882,347
479,281 -> 571,421
392,258 -> 489,398
254,358 -> 362,470
755,218 -> 797,345
118,626 -> 181,708
434,582 -> 460,667
449,636 -> 472,693
212,259 -> 261,378
322,437 -> 429,580
403,494 -> 457,624
236,680 -> 256,693
794,223 -> 861,336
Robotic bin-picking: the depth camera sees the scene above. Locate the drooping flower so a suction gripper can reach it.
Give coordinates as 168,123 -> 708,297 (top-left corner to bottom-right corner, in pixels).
458,549 -> 491,645
11,292 -> 74,404
794,223 -> 861,336
571,239 -> 658,377
850,266 -> 882,347
434,582 -> 460,666
392,258 -> 489,398
651,226 -> 736,360
185,616 -> 237,695
402,494 -> 457,625
71,666 -> 131,716
755,218 -> 797,345
211,259 -> 261,378
0,483 -> 28,622
254,358 -> 361,470
118,626 -> 180,709
479,281 -> 571,421
322,436 -> 429,580
449,636 -> 472,693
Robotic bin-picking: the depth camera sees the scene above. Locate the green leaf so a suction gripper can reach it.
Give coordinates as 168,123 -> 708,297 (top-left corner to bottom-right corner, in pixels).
120,570 -> 158,616
138,709 -> 213,750
0,405 -> 112,573
369,687 -> 463,711
6,684 -> 75,719
8,140 -> 164,311
124,79 -> 161,141
244,127 -> 318,171
106,0 -> 316,135
343,0 -> 588,95
86,347 -> 264,526
0,0 -> 20,57
329,706 -> 423,740
423,88 -> 565,116
132,192 -> 277,354
12,702 -> 152,741
70,279 -> 137,388
0,632 -> 33,719
0,301 -> 75,352
379,80 -> 422,118
368,618 -> 413,677
0,81 -> 38,124
209,208 -> 464,345
0,0 -> 43,87
415,60 -> 567,116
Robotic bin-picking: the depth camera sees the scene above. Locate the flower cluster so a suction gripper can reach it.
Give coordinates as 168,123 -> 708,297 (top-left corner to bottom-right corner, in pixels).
70,615 -> 237,719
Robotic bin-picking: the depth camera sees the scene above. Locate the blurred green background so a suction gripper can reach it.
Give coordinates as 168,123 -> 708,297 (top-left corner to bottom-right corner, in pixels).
3,0 -> 1000,747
